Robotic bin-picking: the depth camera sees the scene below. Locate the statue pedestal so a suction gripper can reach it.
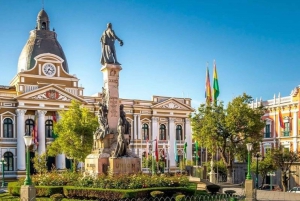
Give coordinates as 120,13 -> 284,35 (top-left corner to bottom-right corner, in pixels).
85,154 -> 109,176
245,179 -> 255,201
109,157 -> 141,174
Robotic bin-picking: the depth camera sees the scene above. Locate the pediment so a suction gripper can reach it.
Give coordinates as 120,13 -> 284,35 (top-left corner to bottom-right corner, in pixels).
16,84 -> 86,103
152,98 -> 193,111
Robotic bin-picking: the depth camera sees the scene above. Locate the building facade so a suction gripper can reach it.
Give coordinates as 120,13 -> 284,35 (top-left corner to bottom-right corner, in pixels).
0,9 -> 193,179
252,88 -> 300,187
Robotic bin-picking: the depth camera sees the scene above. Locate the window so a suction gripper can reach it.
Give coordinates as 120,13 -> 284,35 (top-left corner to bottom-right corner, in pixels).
264,124 -> 271,138
159,124 -> 166,140
45,120 -> 53,138
3,152 -> 13,171
3,118 -> 13,138
284,122 -> 290,136
25,119 -> 35,136
176,125 -> 183,140
142,123 -> 149,140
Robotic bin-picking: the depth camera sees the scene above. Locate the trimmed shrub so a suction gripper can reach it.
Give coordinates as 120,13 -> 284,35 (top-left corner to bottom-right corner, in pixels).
7,182 -> 20,196
175,194 -> 185,201
206,184 -> 220,195
150,190 -> 164,198
7,183 -> 63,197
50,193 -> 64,201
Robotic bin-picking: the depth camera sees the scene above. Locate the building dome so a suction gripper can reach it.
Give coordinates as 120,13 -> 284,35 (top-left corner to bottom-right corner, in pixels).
17,9 -> 69,73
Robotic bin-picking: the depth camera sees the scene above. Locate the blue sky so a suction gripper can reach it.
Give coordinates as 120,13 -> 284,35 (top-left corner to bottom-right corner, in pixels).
1,0 -> 300,108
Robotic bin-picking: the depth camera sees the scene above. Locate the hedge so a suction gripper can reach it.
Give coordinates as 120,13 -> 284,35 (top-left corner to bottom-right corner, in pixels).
8,182 -> 63,197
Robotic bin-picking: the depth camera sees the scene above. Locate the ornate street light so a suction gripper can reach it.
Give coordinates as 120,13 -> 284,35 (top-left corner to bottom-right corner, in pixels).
23,135 -> 33,185
246,143 -> 253,180
1,157 -> 6,187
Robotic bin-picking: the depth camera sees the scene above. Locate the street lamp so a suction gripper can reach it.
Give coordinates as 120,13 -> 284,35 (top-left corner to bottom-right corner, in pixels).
254,153 -> 260,189
23,135 -> 33,185
246,143 -> 253,180
1,157 -> 6,187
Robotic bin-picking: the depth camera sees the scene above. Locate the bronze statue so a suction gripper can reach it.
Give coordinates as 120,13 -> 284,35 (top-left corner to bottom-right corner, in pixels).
112,118 -> 128,158
100,23 -> 123,65
119,104 -> 131,135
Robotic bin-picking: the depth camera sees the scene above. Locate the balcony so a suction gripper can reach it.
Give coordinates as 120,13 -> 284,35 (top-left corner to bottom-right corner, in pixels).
283,131 -> 290,137
264,132 -> 271,138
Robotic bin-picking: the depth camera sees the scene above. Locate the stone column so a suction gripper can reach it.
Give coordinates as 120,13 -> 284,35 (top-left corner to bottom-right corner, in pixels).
55,113 -> 66,169
293,111 -> 298,152
16,109 -> 27,170
169,117 -> 176,167
133,114 -> 137,138
137,114 -> 141,139
185,118 -> 192,161
101,64 -> 122,134
151,117 -> 159,157
37,110 -> 47,155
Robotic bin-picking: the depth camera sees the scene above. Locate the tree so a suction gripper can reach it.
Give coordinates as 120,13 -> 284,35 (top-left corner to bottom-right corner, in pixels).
32,152 -> 48,175
191,93 -> 266,183
250,152 -> 277,187
48,100 -> 98,170
271,146 -> 300,192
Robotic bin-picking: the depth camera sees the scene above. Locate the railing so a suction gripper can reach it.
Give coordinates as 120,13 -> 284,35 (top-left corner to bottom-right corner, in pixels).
283,131 -> 290,137
0,93 -> 16,97
65,88 -> 78,96
0,138 -> 17,143
24,85 -> 38,93
264,132 -> 271,138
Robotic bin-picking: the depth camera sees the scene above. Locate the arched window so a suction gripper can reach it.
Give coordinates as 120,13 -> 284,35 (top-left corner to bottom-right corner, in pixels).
3,118 -> 13,138
3,152 -> 13,171
45,120 -> 53,138
176,125 -> 182,140
142,124 -> 149,140
159,124 -> 166,140
25,119 -> 35,136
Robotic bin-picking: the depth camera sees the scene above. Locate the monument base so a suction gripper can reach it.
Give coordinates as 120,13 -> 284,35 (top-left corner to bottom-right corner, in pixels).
109,157 -> 141,174
20,185 -> 36,201
85,154 -> 109,176
245,179 -> 255,201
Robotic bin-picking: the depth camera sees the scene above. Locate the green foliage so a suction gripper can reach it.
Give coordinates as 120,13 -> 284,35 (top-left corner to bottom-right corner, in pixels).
191,93 -> 266,176
175,194 -> 185,201
48,100 -> 98,164
7,182 -> 20,196
8,182 -> 63,197
250,152 -> 276,186
32,152 -> 48,175
271,146 -> 300,191
50,193 -> 64,201
150,190 -> 164,198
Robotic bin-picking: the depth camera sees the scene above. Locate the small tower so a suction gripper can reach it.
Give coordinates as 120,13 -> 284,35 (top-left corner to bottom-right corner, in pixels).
36,9 -> 50,30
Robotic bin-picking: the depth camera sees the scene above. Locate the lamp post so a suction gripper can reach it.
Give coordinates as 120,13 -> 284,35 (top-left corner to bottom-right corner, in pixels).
246,143 -> 253,180
23,135 -> 33,185
1,157 -> 6,187
254,153 -> 260,189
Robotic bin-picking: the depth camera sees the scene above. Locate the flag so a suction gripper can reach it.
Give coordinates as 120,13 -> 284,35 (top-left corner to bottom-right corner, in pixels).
52,112 -> 58,139
32,112 -> 38,146
183,138 -> 187,161
195,141 -> 199,164
279,109 -> 285,129
205,65 -> 212,104
162,143 -> 166,159
155,138 -> 159,162
213,60 -> 220,102
174,140 -> 178,163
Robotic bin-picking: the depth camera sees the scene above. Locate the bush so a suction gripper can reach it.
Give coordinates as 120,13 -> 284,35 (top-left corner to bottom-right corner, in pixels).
7,182 -> 20,196
206,184 -> 220,195
7,183 -> 63,197
50,193 -> 64,201
150,191 -> 164,198
175,194 -> 185,201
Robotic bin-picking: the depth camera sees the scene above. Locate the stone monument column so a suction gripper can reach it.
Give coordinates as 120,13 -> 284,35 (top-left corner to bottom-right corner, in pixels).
101,64 -> 122,134
16,109 -> 27,170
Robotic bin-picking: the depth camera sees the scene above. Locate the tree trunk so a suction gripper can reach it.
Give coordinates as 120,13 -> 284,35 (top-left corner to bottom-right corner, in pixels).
281,174 -> 288,192
227,166 -> 233,183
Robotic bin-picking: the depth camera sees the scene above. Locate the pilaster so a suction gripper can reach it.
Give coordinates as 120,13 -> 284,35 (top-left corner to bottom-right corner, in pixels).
169,117 -> 176,167
137,114 -> 141,139
185,118 -> 192,161
293,111 -> 298,152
